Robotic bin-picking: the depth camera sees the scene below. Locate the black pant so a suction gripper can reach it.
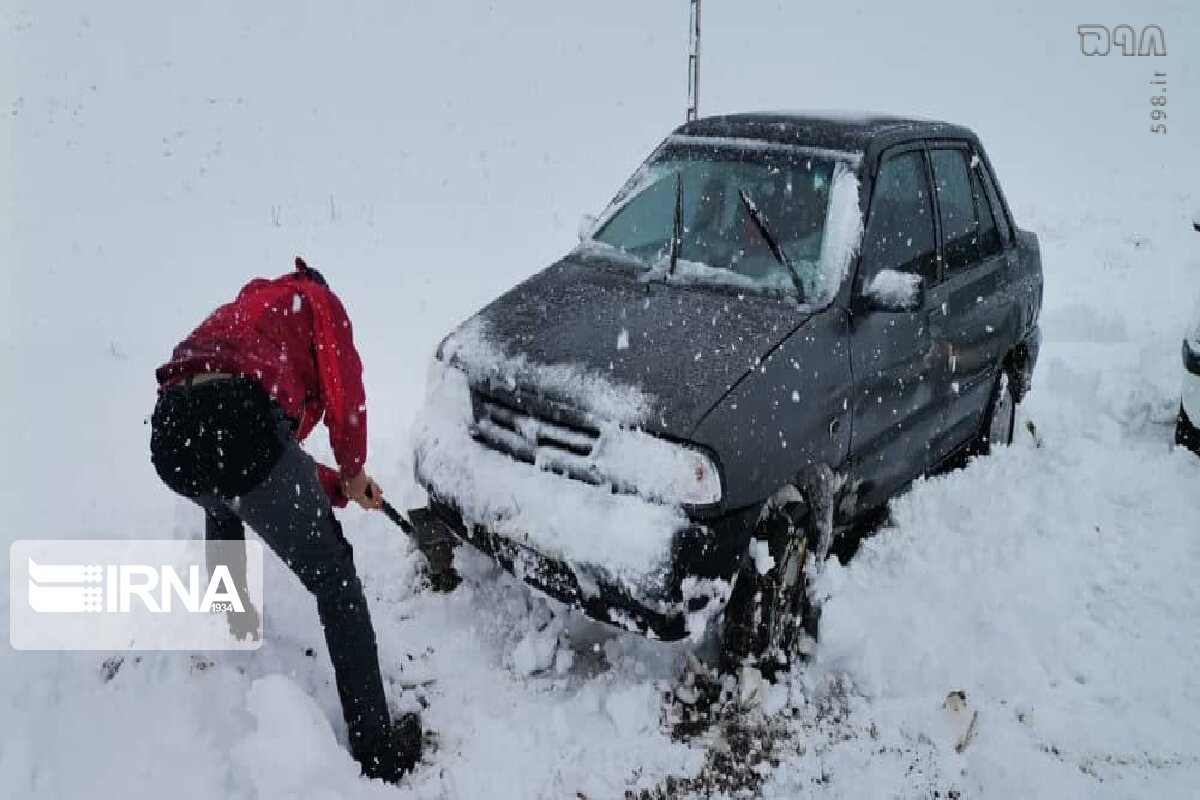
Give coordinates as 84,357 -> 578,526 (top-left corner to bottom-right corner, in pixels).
151,380 -> 391,763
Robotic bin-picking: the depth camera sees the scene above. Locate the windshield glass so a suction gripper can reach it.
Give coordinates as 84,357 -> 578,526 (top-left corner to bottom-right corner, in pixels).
589,143 -> 847,299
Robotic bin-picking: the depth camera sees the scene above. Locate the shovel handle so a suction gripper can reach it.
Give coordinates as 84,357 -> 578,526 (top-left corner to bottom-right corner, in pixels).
380,499 -> 415,535
363,483 -> 416,536
359,481 -> 417,537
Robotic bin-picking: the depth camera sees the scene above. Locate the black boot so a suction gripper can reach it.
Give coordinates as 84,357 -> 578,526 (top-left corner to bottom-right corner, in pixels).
359,713 -> 423,784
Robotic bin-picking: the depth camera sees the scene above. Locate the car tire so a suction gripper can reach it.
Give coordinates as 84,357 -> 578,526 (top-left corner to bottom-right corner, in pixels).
719,491 -> 816,680
973,368 -> 1016,455
1177,405 -> 1200,455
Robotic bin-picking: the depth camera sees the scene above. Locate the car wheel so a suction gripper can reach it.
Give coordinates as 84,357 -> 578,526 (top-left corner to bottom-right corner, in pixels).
974,368 -> 1016,455
1177,405 -> 1200,455
719,492 -> 815,680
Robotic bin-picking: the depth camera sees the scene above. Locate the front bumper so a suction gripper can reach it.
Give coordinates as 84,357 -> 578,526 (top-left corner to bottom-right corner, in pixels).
412,358 -> 763,640
412,494 -> 760,641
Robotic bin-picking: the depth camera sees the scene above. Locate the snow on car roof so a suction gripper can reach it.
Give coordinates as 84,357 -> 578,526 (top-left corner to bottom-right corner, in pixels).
763,108 -> 941,125
676,111 -> 971,154
664,134 -> 863,166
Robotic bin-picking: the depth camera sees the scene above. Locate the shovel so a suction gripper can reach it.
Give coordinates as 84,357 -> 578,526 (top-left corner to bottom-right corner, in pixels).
366,487 -> 460,592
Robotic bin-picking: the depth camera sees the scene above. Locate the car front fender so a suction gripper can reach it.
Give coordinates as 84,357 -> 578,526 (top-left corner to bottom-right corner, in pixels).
1010,324 -> 1042,401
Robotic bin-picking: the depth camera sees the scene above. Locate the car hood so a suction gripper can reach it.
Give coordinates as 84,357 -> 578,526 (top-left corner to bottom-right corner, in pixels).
442,255 -> 812,436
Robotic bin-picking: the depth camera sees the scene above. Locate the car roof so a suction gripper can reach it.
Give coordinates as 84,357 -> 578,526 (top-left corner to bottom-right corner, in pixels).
673,111 -> 976,155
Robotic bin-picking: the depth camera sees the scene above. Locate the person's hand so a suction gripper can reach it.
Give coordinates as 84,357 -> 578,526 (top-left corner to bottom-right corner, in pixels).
343,470 -> 384,510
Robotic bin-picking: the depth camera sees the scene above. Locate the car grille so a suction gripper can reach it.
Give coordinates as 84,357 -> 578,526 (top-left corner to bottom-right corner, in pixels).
470,394 -> 605,486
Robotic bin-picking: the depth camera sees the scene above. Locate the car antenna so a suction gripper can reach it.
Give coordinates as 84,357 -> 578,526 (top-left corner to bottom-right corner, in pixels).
686,0 -> 701,122
738,188 -> 805,302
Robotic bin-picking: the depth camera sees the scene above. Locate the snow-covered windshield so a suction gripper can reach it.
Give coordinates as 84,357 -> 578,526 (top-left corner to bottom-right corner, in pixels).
587,141 -> 858,301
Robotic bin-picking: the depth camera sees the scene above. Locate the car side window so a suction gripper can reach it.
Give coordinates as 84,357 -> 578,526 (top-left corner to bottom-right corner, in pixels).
930,148 -> 979,272
975,157 -> 1013,248
971,167 -> 1003,260
861,150 -> 937,283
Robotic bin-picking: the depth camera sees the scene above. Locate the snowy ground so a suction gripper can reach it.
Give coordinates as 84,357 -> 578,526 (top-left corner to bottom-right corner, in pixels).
4,2 -> 1199,799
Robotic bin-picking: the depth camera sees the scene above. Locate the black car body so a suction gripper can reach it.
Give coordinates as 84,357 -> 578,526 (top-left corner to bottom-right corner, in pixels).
412,112 -> 1043,644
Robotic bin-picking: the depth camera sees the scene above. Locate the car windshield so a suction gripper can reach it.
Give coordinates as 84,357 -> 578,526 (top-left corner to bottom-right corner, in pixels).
588,142 -> 847,299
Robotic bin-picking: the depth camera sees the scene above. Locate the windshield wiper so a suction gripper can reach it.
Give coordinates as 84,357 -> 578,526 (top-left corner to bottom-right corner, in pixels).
668,172 -> 684,277
738,188 -> 806,302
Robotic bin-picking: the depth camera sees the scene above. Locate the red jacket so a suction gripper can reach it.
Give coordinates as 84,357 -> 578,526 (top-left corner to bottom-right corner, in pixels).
156,259 -> 366,507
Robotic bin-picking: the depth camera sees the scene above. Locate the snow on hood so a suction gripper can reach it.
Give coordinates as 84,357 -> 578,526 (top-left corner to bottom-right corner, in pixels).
451,256 -> 818,439
441,316 -> 654,427
412,360 -> 687,598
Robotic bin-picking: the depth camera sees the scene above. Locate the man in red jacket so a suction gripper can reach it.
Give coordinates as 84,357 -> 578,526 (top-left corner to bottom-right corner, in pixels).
150,258 -> 421,783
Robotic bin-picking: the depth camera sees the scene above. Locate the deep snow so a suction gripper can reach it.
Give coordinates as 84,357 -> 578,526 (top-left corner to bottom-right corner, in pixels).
4,1 -> 1199,799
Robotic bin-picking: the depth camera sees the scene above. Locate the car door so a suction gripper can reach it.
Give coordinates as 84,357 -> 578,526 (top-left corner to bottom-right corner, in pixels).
926,145 -> 1013,462
845,145 -> 945,512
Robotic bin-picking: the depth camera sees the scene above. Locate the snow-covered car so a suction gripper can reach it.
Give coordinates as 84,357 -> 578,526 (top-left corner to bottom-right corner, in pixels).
1177,217 -> 1200,455
410,112 -> 1043,674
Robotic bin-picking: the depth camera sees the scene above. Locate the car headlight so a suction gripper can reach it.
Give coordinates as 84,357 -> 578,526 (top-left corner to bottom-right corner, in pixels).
664,444 -> 724,507
591,429 -> 723,507
425,357 -> 473,424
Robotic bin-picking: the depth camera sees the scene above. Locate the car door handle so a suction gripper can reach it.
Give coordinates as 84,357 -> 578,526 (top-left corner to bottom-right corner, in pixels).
829,416 -> 841,436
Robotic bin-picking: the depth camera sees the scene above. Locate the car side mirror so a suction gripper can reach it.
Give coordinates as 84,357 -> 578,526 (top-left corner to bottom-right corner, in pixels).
1192,211 -> 1199,233
862,269 -> 925,312
578,213 -> 599,242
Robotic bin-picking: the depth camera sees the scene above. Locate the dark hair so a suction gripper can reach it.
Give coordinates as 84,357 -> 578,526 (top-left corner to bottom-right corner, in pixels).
294,256 -> 329,288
